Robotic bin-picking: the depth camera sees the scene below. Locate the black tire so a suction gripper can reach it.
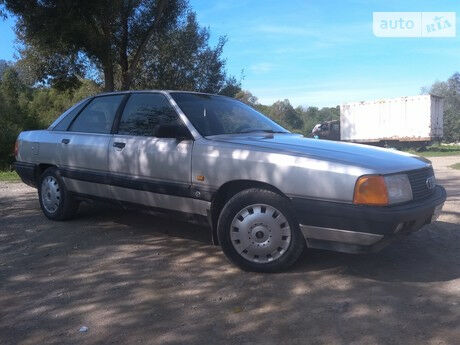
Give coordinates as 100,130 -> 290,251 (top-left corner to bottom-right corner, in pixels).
217,188 -> 305,272
38,167 -> 79,220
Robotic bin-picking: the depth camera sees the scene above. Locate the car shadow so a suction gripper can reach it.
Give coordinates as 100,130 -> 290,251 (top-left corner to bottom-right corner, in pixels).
292,220 -> 460,283
76,201 -> 213,244
78,202 -> 460,284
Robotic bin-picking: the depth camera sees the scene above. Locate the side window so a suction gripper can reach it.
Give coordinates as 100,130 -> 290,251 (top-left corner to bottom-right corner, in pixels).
53,99 -> 89,131
118,93 -> 181,136
69,95 -> 124,134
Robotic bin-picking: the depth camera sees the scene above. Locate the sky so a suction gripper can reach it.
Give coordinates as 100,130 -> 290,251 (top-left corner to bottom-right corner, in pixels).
0,0 -> 459,107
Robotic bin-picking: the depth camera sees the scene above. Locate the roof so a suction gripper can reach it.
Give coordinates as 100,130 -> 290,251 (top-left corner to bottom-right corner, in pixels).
94,90 -> 223,97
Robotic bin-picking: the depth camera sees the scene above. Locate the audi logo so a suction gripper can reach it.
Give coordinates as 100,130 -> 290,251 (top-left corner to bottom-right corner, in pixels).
426,176 -> 436,190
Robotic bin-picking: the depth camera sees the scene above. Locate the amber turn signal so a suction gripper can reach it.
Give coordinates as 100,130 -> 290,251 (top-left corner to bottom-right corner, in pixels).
353,175 -> 389,206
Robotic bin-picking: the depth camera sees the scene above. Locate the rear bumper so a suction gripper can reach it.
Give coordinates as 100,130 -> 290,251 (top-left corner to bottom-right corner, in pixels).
291,185 -> 446,253
13,161 -> 37,187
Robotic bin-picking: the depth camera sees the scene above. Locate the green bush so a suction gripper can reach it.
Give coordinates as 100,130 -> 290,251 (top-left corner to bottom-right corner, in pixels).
0,67 -> 100,168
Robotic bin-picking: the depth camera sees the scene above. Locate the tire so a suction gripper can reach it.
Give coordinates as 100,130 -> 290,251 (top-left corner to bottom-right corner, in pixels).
217,188 -> 305,272
38,167 -> 79,220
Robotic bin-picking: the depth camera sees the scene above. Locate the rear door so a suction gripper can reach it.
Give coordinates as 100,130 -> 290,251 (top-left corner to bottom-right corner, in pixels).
59,94 -> 125,198
108,92 -> 194,212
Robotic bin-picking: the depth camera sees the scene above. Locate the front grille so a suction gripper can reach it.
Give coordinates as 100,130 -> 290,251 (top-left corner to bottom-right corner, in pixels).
407,167 -> 435,201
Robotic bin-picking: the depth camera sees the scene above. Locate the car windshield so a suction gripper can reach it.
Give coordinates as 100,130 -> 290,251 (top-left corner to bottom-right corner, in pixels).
170,92 -> 289,136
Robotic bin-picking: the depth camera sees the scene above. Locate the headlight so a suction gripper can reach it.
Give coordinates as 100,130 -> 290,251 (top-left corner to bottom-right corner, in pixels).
384,174 -> 413,204
353,174 -> 412,206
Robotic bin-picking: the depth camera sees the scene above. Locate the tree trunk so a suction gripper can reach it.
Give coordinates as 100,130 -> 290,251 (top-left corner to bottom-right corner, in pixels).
120,69 -> 131,90
103,65 -> 114,91
119,4 -> 130,90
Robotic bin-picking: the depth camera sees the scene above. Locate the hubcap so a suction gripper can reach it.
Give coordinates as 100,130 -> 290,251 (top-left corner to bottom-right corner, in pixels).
41,176 -> 61,213
230,204 -> 292,263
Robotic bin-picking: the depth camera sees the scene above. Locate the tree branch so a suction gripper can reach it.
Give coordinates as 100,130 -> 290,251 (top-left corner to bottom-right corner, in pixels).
126,0 -> 168,84
119,0 -> 131,89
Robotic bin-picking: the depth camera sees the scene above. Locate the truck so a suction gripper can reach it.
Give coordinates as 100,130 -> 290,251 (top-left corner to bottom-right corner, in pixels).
313,95 -> 443,147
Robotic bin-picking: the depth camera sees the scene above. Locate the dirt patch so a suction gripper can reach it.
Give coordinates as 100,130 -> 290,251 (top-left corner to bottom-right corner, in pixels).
1,156 -> 459,345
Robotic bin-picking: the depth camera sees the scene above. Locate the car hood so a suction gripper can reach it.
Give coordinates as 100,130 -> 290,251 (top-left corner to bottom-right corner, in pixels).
207,133 -> 431,174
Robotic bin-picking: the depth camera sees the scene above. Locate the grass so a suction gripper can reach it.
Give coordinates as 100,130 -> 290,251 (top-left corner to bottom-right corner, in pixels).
450,163 -> 460,170
405,144 -> 460,157
0,170 -> 20,182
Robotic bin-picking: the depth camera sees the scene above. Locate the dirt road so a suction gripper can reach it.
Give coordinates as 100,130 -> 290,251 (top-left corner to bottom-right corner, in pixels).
1,156 -> 459,345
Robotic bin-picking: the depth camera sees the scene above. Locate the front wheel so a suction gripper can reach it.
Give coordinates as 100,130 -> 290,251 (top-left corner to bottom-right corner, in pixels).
38,167 -> 79,220
217,188 -> 305,272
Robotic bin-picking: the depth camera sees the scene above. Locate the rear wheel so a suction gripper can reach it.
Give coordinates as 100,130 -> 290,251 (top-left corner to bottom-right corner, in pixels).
38,167 -> 79,220
217,188 -> 305,272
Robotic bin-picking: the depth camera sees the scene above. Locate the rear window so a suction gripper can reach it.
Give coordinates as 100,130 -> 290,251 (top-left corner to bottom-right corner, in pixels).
69,95 -> 124,134
52,100 -> 90,131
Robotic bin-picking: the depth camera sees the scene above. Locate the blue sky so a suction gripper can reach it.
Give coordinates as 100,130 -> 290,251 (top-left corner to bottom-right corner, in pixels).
1,0 -> 459,107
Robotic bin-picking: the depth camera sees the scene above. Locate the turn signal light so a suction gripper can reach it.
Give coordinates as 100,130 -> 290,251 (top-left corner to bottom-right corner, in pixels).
353,175 -> 389,206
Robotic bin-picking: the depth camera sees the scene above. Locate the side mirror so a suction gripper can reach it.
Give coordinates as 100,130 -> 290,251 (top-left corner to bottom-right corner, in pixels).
155,124 -> 192,140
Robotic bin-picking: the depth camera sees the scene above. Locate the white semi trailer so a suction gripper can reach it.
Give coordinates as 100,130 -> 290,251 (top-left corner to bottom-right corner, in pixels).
339,95 -> 443,145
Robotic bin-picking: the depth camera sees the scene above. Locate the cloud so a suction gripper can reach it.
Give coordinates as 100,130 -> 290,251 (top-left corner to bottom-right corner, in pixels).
249,62 -> 275,74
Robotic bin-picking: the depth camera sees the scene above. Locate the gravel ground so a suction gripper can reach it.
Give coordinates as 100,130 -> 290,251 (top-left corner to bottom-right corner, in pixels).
1,156 -> 459,345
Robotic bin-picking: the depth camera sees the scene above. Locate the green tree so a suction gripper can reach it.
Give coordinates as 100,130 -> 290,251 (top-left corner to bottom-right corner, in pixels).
0,64 -> 100,168
219,77 -> 242,97
133,12 -> 240,94
298,105 -> 339,136
1,0 -> 237,93
423,72 -> 460,142
0,59 -> 9,77
27,79 -> 101,126
235,90 -> 258,106
0,67 -> 30,168
268,99 -> 303,131
231,91 -> 339,136
1,0 -> 187,91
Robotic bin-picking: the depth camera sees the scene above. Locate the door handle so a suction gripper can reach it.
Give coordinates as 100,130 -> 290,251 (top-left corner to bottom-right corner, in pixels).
62,138 -> 70,144
113,142 -> 126,149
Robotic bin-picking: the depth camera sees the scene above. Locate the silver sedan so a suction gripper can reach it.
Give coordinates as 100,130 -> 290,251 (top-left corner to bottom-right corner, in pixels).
14,91 -> 446,272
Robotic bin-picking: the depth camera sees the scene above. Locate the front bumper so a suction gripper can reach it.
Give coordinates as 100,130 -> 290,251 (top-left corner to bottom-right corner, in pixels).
291,185 -> 446,254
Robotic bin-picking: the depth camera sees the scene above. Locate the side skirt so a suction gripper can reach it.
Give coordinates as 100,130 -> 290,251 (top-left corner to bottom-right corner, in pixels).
70,191 -> 211,228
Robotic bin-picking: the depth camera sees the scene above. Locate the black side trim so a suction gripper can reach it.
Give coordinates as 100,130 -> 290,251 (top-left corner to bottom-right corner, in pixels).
70,191 -> 210,227
13,162 -> 37,187
59,167 -> 216,202
292,185 -> 446,236
60,168 -> 108,185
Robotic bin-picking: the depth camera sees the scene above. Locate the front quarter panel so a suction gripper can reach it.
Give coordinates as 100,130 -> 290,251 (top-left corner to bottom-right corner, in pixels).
192,138 -> 372,203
